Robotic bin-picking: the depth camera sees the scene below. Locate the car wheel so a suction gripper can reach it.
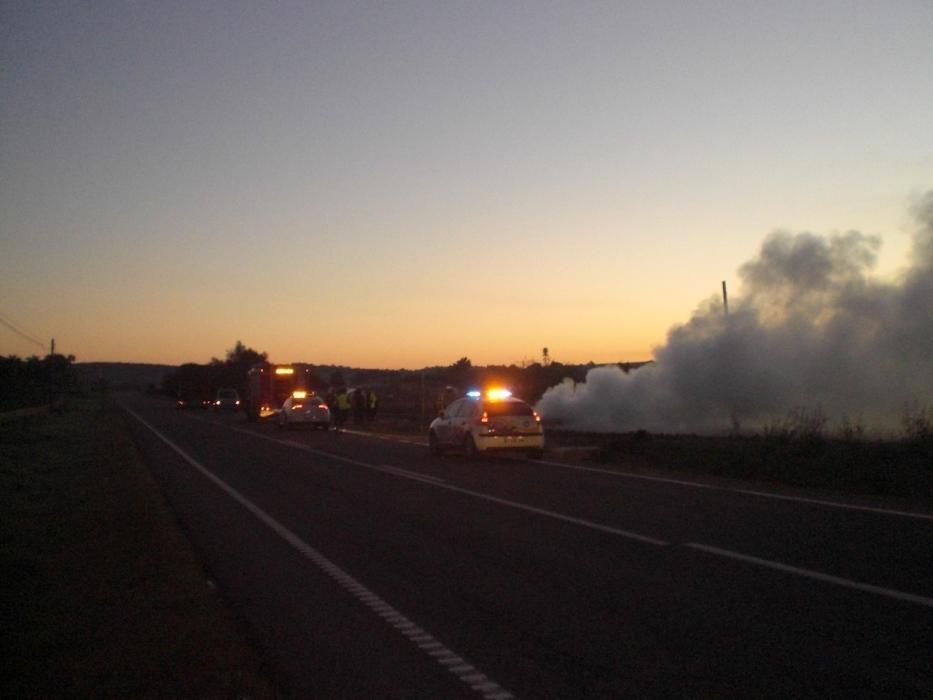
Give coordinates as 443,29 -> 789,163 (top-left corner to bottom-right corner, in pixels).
429,431 -> 443,456
463,434 -> 477,458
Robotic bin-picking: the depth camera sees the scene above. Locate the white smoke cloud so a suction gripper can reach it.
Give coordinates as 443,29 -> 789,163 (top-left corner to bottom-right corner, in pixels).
538,191 -> 933,434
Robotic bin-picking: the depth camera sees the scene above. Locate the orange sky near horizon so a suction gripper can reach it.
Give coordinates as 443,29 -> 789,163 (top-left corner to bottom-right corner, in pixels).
1,3 -> 929,369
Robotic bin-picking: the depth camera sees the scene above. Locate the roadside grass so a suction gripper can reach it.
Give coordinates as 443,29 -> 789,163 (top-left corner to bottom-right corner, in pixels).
0,398 -> 277,698
366,406 -> 931,501
579,408 -> 933,501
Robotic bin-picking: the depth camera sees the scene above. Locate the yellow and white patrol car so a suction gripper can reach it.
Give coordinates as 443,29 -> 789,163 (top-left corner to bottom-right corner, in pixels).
278,390 -> 331,430
428,389 -> 544,458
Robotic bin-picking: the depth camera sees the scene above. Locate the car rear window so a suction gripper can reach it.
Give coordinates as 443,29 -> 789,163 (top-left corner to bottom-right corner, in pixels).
483,401 -> 534,417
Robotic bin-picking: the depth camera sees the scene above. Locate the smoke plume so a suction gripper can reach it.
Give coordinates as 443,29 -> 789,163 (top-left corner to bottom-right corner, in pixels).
538,191 -> 933,433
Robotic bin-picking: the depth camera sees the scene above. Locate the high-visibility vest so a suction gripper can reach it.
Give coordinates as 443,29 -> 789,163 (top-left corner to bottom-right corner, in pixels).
336,392 -> 351,410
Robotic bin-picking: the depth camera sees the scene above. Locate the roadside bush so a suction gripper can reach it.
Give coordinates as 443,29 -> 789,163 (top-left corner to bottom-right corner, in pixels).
902,403 -> 932,443
761,406 -> 828,444
578,405 -> 932,499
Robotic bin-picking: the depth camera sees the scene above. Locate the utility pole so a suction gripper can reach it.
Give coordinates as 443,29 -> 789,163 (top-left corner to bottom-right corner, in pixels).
721,281 -> 729,315
48,338 -> 56,409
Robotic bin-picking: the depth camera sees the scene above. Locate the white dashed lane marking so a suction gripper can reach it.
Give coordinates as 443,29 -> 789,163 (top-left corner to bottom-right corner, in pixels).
193,414 -> 933,613
337,423 -> 933,521
243,422 -> 933,609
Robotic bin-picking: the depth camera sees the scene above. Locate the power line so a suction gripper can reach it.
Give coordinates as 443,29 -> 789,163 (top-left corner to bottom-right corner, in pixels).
0,311 -> 47,351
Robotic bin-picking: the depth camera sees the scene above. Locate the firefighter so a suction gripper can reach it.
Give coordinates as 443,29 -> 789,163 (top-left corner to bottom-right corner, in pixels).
334,386 -> 351,430
367,389 -> 378,422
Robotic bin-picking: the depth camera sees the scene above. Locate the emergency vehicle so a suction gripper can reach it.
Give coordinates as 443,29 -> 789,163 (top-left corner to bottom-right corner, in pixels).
245,362 -> 317,422
428,388 -> 545,458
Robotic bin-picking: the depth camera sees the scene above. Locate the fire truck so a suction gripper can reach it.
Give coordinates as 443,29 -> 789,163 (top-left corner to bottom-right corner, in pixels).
245,362 -> 317,422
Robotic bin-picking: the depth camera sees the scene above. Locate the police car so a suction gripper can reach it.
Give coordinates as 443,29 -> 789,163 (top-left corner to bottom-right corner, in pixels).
428,389 -> 545,458
278,390 -> 331,430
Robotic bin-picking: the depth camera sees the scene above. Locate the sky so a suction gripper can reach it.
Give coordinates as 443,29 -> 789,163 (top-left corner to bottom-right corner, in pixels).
2,1 -> 931,369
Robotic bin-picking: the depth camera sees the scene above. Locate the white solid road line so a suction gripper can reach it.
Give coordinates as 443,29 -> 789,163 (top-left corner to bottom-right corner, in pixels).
687,543 -> 933,609
533,459 -> 933,521
379,464 -> 446,484
219,418 -> 933,608
124,406 -> 515,700
282,422 -> 932,521
234,425 -> 670,546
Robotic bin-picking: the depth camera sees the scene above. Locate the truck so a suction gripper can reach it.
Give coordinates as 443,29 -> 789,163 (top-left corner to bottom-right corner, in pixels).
245,362 -> 318,422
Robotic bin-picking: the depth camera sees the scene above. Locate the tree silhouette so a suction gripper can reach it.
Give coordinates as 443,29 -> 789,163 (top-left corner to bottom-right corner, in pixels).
225,340 -> 267,369
164,341 -> 268,399
0,353 -> 78,411
447,356 -> 474,388
220,341 -> 267,395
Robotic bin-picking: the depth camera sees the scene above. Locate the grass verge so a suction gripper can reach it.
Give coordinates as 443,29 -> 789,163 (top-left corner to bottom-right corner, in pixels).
566,429 -> 933,501
0,398 -> 277,698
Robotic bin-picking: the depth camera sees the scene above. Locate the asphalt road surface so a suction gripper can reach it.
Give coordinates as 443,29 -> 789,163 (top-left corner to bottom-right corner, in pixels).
119,394 -> 933,699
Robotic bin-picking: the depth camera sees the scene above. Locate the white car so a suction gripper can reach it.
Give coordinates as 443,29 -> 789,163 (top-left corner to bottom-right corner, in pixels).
278,390 -> 331,429
428,389 -> 544,458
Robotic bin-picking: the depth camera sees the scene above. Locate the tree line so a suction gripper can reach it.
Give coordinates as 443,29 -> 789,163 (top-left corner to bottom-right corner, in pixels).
0,353 -> 79,412
160,342 -> 652,414
161,341 -> 272,401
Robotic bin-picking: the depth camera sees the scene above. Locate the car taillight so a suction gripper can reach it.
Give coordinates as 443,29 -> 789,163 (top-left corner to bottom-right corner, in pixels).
480,411 -> 488,424
320,403 -> 329,410
533,411 -> 541,422
293,404 -> 303,410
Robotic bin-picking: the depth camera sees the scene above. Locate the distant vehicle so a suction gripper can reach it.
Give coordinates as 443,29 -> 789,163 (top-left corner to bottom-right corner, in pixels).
278,390 -> 331,429
176,395 -> 211,409
213,388 -> 241,411
245,362 -> 317,421
428,388 -> 544,458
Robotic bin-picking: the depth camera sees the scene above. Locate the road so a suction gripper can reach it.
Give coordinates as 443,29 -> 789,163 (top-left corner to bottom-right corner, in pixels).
119,393 -> 933,698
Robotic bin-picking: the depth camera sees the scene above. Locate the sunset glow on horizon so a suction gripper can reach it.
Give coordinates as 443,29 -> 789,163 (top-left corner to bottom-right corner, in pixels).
2,2 -> 930,370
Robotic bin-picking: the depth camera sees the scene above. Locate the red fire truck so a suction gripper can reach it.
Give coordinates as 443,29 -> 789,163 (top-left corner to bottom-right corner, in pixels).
245,362 -> 317,422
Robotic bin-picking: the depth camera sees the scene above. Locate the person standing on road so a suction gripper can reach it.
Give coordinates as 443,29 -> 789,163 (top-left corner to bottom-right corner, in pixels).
367,389 -> 378,422
334,387 -> 351,430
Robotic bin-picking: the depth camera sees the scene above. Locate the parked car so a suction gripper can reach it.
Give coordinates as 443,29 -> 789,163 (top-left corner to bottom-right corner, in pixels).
213,388 -> 241,411
278,390 -> 331,429
428,388 -> 544,458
